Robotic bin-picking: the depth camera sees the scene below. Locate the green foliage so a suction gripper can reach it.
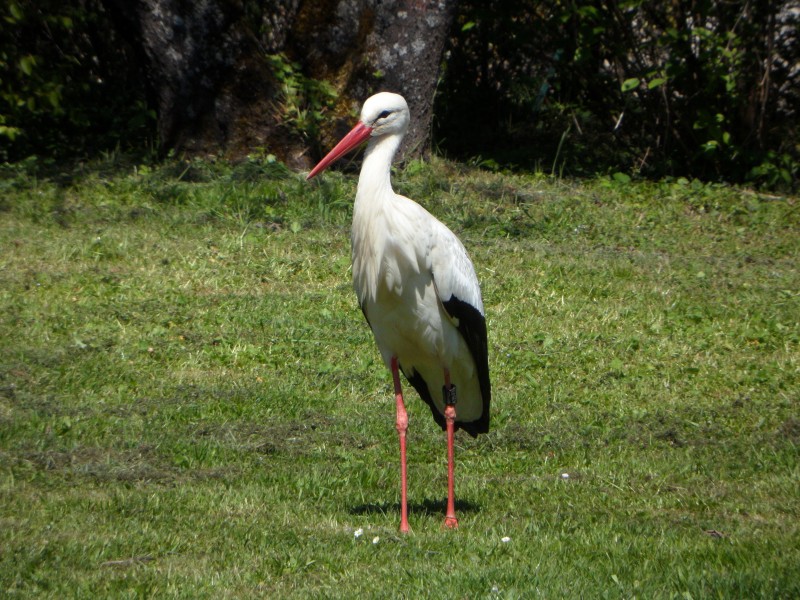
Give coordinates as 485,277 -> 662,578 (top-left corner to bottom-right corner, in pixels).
748,151 -> 799,189
267,53 -> 338,155
1,1 -> 798,190
438,0 -> 799,189
0,0 -> 154,161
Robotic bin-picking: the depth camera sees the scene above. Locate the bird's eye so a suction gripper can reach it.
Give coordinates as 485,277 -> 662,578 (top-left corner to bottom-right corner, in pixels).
375,110 -> 392,122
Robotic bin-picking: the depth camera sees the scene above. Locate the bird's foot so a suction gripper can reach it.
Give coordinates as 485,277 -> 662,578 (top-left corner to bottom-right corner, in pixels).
443,515 -> 459,529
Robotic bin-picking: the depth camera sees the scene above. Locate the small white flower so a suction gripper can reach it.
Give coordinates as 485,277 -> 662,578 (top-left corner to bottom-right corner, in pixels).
372,536 -> 380,545
501,536 -> 511,543
561,472 -> 570,479
353,528 -> 364,538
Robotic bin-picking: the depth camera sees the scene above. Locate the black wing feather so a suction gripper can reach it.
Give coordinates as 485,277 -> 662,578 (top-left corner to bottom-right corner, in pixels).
441,294 -> 491,436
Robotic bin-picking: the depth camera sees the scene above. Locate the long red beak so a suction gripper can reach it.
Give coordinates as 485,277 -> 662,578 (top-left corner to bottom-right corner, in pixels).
306,121 -> 373,180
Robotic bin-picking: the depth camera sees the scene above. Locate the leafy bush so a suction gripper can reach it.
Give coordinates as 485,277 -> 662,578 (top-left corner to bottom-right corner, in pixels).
2,1 -> 798,189
266,53 -> 338,156
436,0 -> 799,188
0,0 -> 154,161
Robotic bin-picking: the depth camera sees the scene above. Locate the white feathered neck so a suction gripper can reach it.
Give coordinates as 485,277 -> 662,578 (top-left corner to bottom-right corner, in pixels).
355,129 -> 402,208
351,129 -> 421,307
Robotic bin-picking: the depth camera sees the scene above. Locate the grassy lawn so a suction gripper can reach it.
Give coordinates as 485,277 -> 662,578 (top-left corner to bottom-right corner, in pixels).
1,157 -> 798,597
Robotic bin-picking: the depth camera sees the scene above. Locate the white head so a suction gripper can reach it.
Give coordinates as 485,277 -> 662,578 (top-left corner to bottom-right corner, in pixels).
360,92 -> 410,139
307,92 -> 410,179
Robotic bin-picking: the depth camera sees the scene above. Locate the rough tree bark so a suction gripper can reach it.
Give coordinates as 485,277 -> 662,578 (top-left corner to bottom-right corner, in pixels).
289,0 -> 457,160
104,0 -> 457,167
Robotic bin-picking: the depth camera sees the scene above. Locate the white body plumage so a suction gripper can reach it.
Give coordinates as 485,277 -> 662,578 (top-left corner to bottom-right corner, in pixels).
348,93 -> 489,433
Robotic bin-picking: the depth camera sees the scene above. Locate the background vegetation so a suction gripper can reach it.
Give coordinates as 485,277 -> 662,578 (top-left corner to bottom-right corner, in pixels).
436,0 -> 799,187
1,1 -> 798,187
0,0 -> 152,160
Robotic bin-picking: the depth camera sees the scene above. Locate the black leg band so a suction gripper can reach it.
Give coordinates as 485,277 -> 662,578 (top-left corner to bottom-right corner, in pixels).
443,383 -> 457,406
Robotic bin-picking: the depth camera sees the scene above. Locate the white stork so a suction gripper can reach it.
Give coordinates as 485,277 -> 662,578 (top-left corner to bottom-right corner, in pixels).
306,92 -> 490,532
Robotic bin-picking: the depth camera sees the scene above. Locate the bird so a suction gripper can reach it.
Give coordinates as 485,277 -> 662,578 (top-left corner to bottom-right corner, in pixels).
306,92 -> 490,532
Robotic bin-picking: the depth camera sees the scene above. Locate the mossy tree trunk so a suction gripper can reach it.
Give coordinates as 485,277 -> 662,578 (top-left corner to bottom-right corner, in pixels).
105,0 -> 456,167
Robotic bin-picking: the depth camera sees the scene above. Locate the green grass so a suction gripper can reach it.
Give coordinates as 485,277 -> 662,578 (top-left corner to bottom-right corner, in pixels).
1,156 -> 798,597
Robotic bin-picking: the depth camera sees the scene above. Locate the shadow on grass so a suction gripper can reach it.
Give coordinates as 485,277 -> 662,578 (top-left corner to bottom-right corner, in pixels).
349,498 -> 481,518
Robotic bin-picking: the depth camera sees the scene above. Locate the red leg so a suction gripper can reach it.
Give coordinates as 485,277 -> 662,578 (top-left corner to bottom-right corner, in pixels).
443,368 -> 458,529
391,357 -> 410,533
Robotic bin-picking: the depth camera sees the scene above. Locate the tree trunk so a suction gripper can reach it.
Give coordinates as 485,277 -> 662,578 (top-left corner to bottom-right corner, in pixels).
104,0 -> 456,167
289,0 -> 457,160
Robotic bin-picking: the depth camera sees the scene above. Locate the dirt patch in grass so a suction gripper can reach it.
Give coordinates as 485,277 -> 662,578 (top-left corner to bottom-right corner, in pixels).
194,414 -> 375,458
777,417 -> 800,445
15,444 -> 187,485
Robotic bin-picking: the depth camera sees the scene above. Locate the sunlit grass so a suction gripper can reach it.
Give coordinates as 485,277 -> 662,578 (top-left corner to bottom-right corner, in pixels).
1,157 -> 798,597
